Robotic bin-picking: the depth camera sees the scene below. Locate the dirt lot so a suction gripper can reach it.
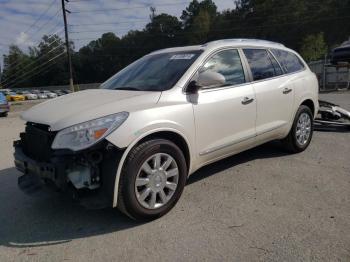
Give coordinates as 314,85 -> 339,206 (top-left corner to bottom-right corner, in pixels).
0,93 -> 349,262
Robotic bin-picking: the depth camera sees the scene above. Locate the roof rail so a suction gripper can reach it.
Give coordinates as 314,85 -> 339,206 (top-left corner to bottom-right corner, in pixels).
205,38 -> 285,47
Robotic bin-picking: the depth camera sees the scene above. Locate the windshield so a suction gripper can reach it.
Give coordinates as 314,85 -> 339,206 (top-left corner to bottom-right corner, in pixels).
101,50 -> 202,91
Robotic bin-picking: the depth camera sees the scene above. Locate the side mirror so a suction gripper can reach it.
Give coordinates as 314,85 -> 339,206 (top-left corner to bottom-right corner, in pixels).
185,71 -> 226,94
186,80 -> 200,94
197,71 -> 226,89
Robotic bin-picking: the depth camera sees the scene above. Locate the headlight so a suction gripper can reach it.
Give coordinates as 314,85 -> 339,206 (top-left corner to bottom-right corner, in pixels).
52,112 -> 129,151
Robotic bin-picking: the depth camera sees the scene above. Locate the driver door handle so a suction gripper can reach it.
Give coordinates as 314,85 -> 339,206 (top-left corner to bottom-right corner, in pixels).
241,97 -> 254,105
283,88 -> 292,94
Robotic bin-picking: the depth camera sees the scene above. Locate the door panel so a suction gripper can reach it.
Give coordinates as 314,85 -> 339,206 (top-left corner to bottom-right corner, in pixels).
191,48 -> 257,162
242,48 -> 294,137
252,76 -> 294,135
193,84 -> 256,160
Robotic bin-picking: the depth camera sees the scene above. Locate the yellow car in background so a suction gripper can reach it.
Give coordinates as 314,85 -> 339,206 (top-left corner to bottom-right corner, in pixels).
6,92 -> 25,102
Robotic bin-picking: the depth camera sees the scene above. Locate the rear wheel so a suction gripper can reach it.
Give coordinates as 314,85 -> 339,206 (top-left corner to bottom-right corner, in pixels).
282,105 -> 314,153
117,139 -> 187,220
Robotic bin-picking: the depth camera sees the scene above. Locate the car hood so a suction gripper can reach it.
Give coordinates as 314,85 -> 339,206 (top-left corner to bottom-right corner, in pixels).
21,89 -> 161,131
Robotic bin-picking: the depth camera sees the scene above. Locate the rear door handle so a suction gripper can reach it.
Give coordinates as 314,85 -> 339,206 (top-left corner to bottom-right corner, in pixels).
241,97 -> 254,105
283,88 -> 292,94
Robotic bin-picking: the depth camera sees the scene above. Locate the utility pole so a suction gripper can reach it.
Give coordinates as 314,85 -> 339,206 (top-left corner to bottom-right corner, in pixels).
61,0 -> 74,92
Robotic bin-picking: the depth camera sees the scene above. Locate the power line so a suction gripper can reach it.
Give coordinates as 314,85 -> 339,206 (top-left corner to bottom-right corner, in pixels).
21,0 -> 59,35
2,30 -> 65,71
1,0 -> 71,89
66,5 -> 350,37
69,28 -> 138,34
70,14 -> 350,41
0,10 -> 62,48
3,0 -> 60,46
70,1 -> 191,13
2,52 -> 66,88
69,20 -> 149,27
1,42 -> 66,84
1,49 -> 66,87
69,18 -> 150,27
6,57 -> 66,89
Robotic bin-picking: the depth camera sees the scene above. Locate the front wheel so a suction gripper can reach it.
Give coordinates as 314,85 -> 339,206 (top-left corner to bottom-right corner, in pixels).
282,105 -> 314,153
117,139 -> 187,220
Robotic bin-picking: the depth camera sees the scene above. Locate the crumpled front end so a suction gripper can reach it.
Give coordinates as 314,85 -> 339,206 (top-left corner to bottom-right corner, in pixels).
14,122 -> 124,209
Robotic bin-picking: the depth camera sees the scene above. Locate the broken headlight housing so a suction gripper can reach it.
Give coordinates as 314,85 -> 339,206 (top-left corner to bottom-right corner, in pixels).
52,112 -> 129,151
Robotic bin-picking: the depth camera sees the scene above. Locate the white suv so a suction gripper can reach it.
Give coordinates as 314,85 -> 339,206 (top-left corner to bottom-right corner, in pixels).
14,39 -> 319,220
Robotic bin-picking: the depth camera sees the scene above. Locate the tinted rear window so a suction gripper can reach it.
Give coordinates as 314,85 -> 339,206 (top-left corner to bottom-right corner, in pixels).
271,49 -> 305,73
243,49 -> 283,81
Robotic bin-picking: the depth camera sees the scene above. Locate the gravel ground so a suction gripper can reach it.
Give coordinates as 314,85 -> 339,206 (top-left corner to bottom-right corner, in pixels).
0,93 -> 349,262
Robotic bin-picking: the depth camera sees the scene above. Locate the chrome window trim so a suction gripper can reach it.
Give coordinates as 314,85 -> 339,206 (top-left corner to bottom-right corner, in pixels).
182,45 -> 308,93
199,82 -> 251,93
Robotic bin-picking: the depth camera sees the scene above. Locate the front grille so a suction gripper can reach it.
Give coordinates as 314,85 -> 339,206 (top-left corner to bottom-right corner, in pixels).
20,122 -> 56,162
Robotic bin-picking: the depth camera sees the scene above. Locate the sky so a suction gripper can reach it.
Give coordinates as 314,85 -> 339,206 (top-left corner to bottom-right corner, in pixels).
0,0 -> 236,68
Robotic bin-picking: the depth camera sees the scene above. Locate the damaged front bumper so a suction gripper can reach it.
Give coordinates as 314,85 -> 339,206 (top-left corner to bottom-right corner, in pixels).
14,139 -> 124,209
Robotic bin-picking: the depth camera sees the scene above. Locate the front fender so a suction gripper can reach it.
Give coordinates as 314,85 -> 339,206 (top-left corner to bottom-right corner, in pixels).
107,126 -> 194,208
105,105 -> 195,208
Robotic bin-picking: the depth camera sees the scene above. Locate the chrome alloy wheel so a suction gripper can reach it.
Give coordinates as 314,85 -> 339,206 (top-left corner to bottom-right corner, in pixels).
135,153 -> 179,210
296,112 -> 311,146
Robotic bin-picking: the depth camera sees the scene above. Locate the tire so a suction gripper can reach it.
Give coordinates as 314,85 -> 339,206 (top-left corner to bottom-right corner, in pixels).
0,112 -> 8,117
282,105 -> 314,153
117,139 -> 187,220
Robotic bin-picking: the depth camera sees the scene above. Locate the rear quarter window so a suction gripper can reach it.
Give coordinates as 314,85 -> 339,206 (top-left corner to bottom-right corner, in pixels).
243,49 -> 283,81
271,49 -> 305,73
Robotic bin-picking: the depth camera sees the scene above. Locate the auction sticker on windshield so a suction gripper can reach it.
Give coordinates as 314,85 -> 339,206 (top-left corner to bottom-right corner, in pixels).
170,54 -> 196,60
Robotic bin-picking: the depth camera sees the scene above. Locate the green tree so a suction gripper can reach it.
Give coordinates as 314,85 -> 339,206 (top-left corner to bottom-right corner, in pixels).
76,33 -> 122,83
2,45 -> 32,88
2,0 -> 350,87
32,34 -> 67,86
188,10 -> 212,44
181,0 -> 217,29
300,33 -> 328,62
145,13 -> 183,47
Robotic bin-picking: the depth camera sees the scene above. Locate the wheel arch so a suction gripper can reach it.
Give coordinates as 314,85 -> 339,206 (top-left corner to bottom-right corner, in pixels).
137,131 -> 191,172
111,128 -> 192,208
300,99 -> 316,116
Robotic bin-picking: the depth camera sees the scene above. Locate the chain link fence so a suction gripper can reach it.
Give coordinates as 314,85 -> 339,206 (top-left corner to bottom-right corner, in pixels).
309,60 -> 350,91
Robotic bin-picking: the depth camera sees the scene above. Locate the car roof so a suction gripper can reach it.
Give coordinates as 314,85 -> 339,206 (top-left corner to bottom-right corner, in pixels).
150,39 -> 287,55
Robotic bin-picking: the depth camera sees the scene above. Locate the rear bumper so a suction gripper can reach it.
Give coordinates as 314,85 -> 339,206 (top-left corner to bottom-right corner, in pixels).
14,140 -> 124,209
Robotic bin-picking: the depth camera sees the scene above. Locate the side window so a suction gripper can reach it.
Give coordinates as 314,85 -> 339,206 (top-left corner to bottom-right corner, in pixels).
268,52 -> 284,76
271,49 -> 305,73
243,49 -> 282,81
201,49 -> 246,87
